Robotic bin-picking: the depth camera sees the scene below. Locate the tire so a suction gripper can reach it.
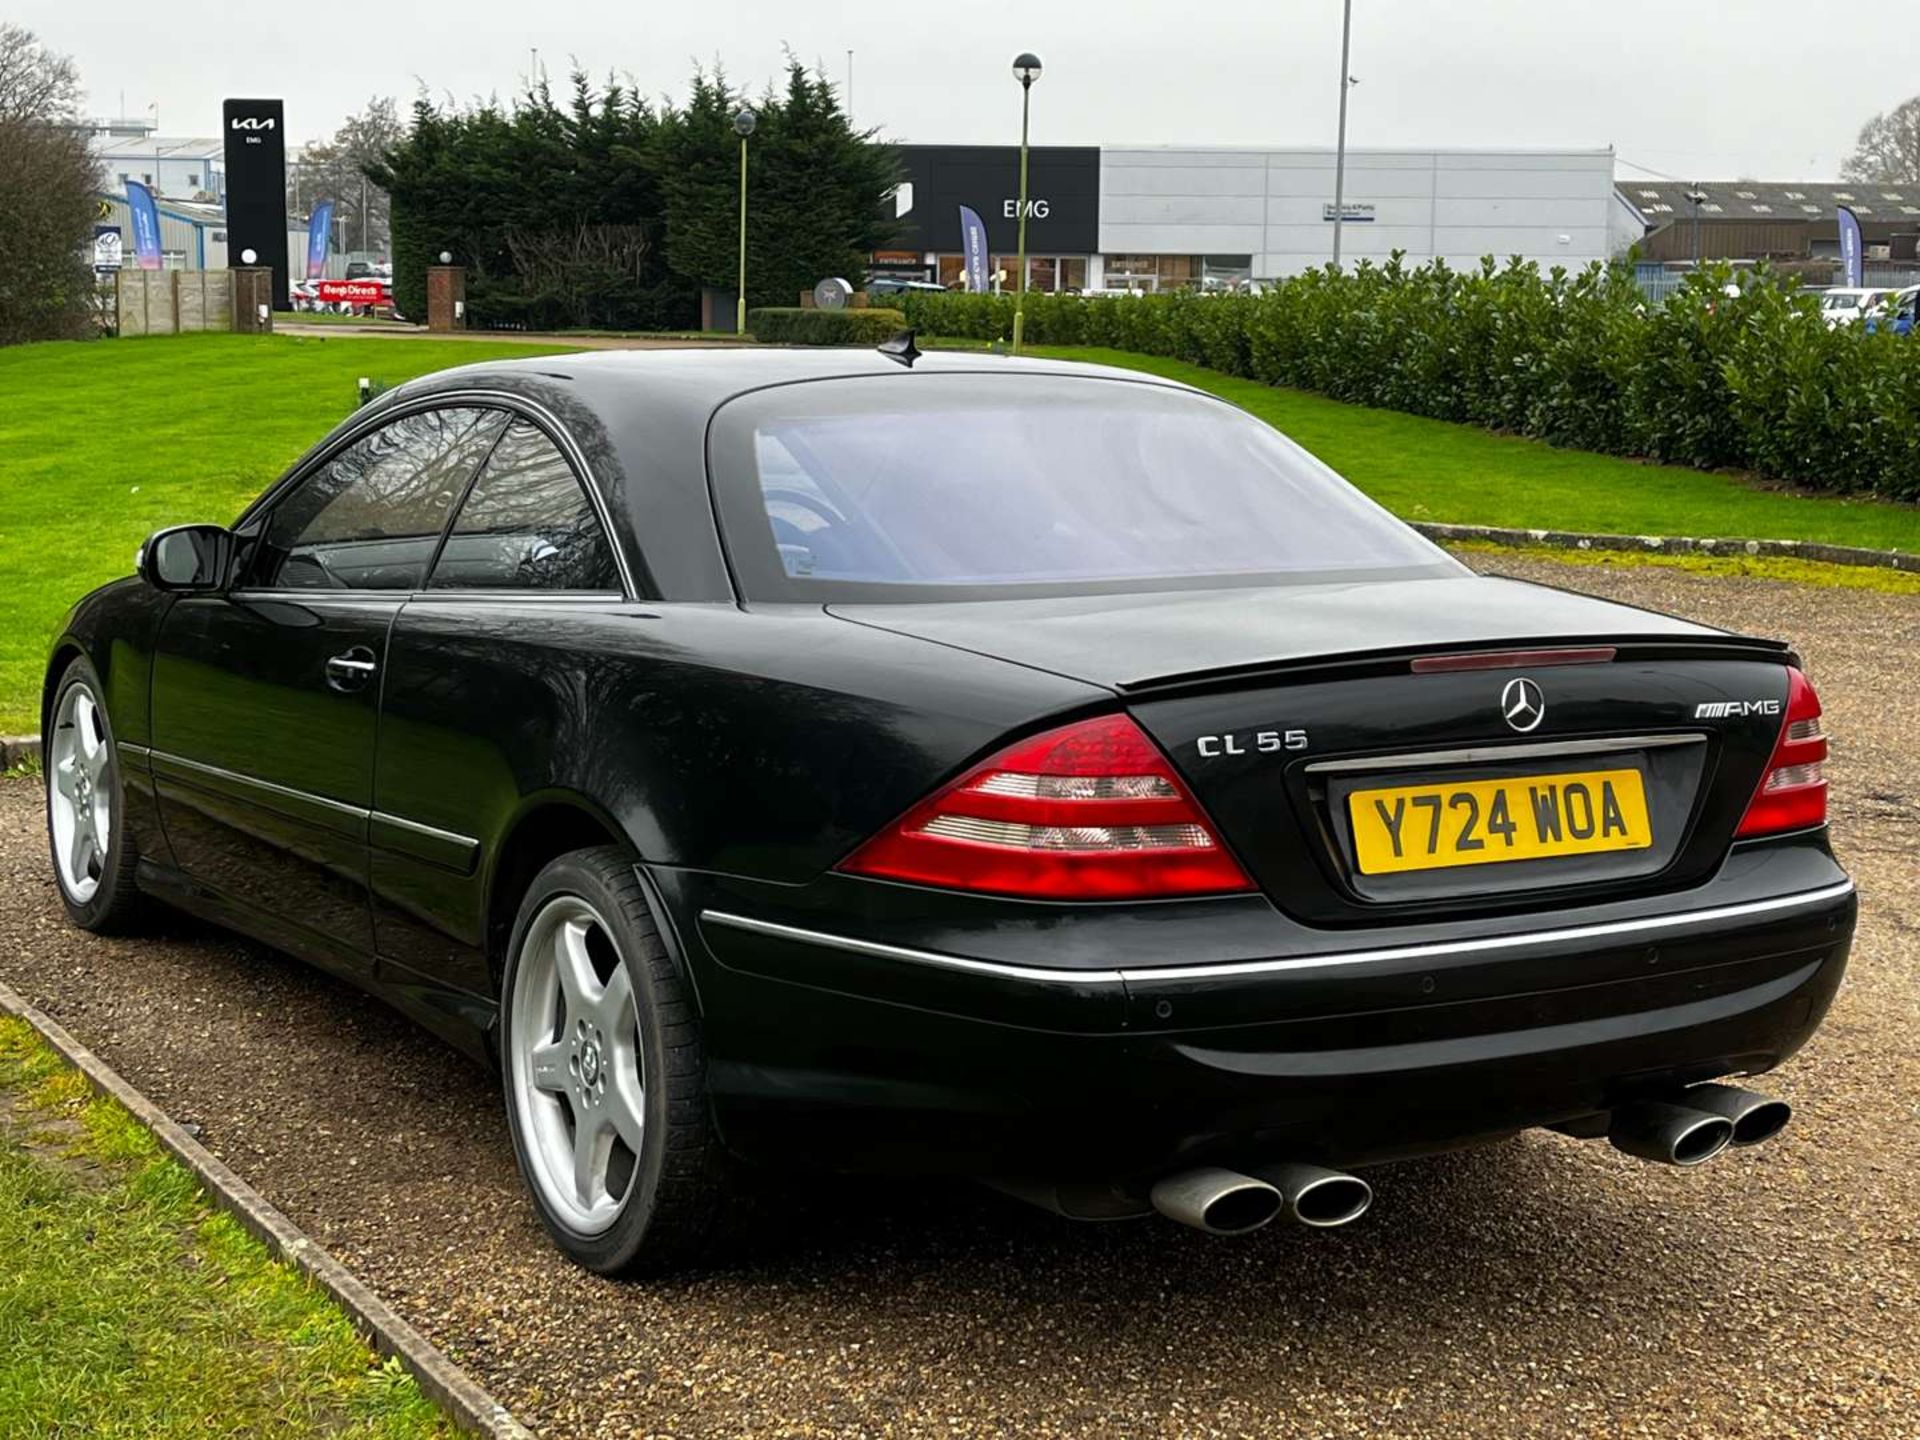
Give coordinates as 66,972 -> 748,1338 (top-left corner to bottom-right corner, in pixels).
44,658 -> 144,933
499,846 -> 732,1275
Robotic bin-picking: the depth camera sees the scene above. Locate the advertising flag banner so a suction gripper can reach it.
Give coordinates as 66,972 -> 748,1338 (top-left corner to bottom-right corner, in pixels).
306,199 -> 334,280
126,181 -> 163,270
958,205 -> 989,293
1836,206 -> 1864,289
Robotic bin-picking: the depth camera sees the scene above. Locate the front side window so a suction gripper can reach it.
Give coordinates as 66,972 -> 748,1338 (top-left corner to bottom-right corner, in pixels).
248,407 -> 505,591
709,374 -> 1457,603
429,420 -> 619,591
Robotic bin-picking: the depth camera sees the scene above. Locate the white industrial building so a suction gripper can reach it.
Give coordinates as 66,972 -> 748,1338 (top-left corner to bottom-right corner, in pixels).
890,143 -> 1635,291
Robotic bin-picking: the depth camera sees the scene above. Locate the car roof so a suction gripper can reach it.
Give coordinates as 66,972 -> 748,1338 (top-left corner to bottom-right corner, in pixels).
380,346 -> 1207,605
397,344 -> 1198,414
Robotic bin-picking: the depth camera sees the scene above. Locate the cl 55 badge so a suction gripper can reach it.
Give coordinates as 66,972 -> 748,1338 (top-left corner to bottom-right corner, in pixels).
1196,729 -> 1309,758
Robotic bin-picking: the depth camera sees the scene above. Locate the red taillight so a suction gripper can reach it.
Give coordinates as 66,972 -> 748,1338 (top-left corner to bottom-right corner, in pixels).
1736,668 -> 1828,837
839,714 -> 1254,900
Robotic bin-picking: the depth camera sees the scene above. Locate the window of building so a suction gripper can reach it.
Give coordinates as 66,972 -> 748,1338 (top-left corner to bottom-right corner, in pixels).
249,408 -> 507,591
1734,189 -> 1756,199
1646,202 -> 1673,213
1700,202 -> 1724,213
1638,189 -> 1660,199
1855,206 -> 1874,215
1834,192 -> 1854,201
1061,256 -> 1087,291
1784,190 -> 1806,200
1882,192 -> 1903,201
429,420 -> 619,592
1750,203 -> 1772,214
1801,204 -> 1820,213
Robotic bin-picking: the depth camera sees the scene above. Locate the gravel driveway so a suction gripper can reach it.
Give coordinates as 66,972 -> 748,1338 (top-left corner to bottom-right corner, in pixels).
3,556 -> 1916,1439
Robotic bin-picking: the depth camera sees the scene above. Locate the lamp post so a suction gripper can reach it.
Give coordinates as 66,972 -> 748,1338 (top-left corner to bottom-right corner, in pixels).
734,108 -> 756,335
1011,52 -> 1042,354
1331,0 -> 1355,268
1684,187 -> 1707,268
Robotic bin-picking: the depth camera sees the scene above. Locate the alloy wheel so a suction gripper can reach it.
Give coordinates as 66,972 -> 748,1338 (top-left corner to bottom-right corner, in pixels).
508,895 -> 647,1235
49,682 -> 113,905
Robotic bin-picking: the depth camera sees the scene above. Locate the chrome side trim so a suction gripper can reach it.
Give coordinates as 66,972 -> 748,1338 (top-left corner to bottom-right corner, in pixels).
116,741 -> 152,763
700,913 -> 1127,986
369,811 -> 478,848
1305,733 -> 1704,775
700,880 -> 1854,989
149,749 -> 369,821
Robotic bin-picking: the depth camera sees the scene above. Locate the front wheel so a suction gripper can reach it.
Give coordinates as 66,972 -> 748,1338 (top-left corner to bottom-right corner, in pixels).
45,659 -> 143,932
499,846 -> 732,1275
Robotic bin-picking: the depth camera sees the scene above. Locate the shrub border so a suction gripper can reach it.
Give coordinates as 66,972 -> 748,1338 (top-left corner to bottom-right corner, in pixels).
0,977 -> 536,1440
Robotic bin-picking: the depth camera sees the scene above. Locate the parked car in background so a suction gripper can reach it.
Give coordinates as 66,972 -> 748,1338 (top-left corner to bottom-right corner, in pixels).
1863,285 -> 1918,337
43,348 -> 1854,1275
865,277 -> 947,297
1817,287 -> 1896,327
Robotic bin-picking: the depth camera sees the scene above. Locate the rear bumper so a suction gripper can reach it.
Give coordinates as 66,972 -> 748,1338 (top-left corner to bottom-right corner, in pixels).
665,866 -> 1855,1181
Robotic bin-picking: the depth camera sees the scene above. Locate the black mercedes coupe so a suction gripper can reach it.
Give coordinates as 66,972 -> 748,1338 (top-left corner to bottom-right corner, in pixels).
43,347 -> 1855,1273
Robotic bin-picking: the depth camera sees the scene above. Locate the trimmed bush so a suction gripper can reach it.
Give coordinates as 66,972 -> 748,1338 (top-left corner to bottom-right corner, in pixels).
749,306 -> 909,345
895,261 -> 1920,503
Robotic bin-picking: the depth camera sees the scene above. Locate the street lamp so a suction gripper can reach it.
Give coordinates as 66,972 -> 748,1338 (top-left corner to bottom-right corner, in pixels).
734,108 -> 756,335
1684,188 -> 1708,268
1010,52 -> 1042,354
1331,0 -> 1355,268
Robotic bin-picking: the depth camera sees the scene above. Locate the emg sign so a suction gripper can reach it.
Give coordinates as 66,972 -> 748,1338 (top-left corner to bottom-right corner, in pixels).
1002,198 -> 1051,219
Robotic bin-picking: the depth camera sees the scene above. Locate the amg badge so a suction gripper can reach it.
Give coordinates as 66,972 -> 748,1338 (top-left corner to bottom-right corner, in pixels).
1696,700 -> 1783,718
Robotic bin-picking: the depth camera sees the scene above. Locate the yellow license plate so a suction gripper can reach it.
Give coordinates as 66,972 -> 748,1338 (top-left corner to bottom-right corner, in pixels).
1347,768 -> 1652,875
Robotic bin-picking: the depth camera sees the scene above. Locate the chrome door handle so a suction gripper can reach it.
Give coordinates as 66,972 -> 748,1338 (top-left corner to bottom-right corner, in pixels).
325,647 -> 378,692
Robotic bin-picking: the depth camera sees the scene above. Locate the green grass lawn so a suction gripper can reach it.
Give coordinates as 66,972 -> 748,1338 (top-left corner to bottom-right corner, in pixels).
0,332 -> 574,733
1034,347 -> 1920,555
0,1013 -> 453,1438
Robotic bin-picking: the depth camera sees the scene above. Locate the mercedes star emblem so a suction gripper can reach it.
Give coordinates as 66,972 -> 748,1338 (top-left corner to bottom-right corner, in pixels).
1500,677 -> 1545,733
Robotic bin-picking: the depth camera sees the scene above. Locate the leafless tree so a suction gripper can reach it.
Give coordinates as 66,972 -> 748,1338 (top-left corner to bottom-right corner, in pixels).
0,21 -> 82,126
289,97 -> 406,255
0,24 -> 94,344
1842,95 -> 1920,186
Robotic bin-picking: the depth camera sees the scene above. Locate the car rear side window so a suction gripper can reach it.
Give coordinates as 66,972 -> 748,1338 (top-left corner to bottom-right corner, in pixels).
428,419 -> 620,592
709,374 -> 1458,602
249,407 -> 505,591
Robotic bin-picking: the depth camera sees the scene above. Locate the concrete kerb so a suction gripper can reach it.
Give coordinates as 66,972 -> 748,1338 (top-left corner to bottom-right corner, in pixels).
0,978 -> 536,1440
1414,521 -> 1920,574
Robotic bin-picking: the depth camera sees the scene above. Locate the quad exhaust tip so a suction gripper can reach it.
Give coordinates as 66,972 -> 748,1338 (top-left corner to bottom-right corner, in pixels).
1607,1083 -> 1791,1166
1681,1083 -> 1793,1147
1150,1162 -> 1372,1235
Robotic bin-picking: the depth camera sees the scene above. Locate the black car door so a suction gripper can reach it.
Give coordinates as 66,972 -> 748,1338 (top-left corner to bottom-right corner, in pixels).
368,416 -> 630,1003
149,404 -> 508,969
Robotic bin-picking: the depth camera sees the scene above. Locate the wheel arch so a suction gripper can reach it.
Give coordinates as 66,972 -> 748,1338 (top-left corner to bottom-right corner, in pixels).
482,793 -> 696,1007
41,640 -> 87,738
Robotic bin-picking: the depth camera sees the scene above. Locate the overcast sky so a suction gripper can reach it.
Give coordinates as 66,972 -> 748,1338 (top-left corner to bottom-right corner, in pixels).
18,0 -> 1912,180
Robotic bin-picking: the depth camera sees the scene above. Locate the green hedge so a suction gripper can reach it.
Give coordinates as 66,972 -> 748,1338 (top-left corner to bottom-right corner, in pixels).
896,261 -> 1920,503
748,306 -> 909,345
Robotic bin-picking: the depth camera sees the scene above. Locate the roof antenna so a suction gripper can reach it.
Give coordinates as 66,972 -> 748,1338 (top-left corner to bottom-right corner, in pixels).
878,329 -> 921,368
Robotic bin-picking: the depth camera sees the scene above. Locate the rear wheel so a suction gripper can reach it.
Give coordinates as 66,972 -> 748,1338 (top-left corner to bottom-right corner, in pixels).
499,846 -> 731,1275
45,660 -> 143,932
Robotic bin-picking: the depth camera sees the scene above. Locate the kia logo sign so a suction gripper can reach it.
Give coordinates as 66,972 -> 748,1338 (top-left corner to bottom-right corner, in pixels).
1002,198 -> 1050,219
230,117 -> 276,130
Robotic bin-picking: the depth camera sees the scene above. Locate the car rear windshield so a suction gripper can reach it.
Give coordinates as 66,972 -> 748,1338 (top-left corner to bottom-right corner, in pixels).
707,373 -> 1458,602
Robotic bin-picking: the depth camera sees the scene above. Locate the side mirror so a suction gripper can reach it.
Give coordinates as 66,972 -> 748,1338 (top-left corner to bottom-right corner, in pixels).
137,524 -> 234,593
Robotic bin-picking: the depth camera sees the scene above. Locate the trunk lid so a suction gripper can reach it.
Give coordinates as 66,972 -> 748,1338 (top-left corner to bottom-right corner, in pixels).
832,576 -> 1794,923
828,575 -> 1738,692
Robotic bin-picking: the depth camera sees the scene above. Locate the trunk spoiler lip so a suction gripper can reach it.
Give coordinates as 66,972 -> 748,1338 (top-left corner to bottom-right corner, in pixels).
1114,632 -> 1797,698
